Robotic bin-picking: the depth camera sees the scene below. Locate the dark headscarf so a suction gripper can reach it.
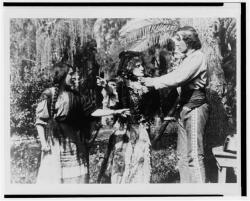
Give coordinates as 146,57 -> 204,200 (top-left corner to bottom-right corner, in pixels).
117,51 -> 143,81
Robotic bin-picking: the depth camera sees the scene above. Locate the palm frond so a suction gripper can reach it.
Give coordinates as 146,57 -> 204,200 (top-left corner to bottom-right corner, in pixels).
123,24 -> 176,43
159,32 -> 171,46
128,37 -> 151,52
220,18 -> 236,41
226,20 -> 236,40
120,18 -> 179,36
119,18 -> 180,50
127,31 -> 172,52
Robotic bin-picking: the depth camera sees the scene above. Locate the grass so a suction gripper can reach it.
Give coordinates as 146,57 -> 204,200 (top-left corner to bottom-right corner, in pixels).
10,127 -> 179,184
10,138 -> 41,184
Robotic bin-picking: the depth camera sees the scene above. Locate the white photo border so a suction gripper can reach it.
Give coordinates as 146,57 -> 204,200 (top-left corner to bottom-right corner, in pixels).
3,1 -> 246,197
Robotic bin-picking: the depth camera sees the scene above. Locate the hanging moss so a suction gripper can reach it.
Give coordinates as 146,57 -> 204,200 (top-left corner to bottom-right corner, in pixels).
10,18 -> 102,136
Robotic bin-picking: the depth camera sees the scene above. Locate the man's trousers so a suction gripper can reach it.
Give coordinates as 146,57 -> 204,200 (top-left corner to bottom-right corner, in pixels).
177,103 -> 209,183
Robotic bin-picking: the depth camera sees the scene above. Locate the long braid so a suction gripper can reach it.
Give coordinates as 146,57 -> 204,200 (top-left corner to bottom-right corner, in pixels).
48,62 -> 71,146
50,83 -> 60,119
50,61 -> 70,118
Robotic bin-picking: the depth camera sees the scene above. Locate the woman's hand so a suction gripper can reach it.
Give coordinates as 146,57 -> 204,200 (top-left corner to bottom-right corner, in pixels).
96,76 -> 107,87
37,125 -> 51,153
41,143 -> 51,153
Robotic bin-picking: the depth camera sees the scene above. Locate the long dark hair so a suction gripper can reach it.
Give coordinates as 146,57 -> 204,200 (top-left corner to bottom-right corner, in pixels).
50,62 -> 74,118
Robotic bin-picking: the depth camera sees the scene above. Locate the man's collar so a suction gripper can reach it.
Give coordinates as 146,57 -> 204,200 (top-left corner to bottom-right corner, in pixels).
185,49 -> 196,57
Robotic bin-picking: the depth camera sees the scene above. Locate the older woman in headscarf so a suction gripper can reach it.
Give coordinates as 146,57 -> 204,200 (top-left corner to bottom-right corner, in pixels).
93,51 -> 161,183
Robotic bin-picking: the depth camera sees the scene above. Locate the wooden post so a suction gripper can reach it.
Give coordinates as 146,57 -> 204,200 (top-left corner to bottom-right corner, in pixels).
212,146 -> 237,183
218,167 -> 227,183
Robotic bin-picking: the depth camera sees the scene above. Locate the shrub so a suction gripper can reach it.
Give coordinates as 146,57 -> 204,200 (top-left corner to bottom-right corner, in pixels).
10,65 -> 52,136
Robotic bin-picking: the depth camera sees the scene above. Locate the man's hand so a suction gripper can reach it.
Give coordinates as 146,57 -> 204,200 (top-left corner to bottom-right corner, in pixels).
140,77 -> 155,87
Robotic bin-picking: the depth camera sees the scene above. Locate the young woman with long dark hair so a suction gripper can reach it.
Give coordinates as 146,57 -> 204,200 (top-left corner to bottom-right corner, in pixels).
35,62 -> 90,183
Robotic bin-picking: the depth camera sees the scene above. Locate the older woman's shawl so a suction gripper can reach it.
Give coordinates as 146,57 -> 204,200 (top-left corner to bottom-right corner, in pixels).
114,80 -> 160,123
99,80 -> 160,183
35,87 -> 89,183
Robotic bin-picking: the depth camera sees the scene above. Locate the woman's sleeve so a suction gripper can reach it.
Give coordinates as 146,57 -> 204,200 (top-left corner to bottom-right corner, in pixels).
117,81 -> 130,109
80,92 -> 96,117
35,89 -> 52,126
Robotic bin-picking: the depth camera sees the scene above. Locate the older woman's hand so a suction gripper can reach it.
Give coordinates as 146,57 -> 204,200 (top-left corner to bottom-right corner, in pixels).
115,108 -> 131,117
96,76 -> 107,87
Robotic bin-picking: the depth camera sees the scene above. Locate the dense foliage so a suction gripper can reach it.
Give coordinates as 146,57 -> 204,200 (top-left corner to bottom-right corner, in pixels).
94,18 -> 128,79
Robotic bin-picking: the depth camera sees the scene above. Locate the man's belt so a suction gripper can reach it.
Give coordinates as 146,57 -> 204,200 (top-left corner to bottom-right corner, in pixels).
179,88 -> 206,110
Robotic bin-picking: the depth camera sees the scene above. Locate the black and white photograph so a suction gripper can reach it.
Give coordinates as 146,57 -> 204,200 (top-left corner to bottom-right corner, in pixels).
3,1 -> 246,197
